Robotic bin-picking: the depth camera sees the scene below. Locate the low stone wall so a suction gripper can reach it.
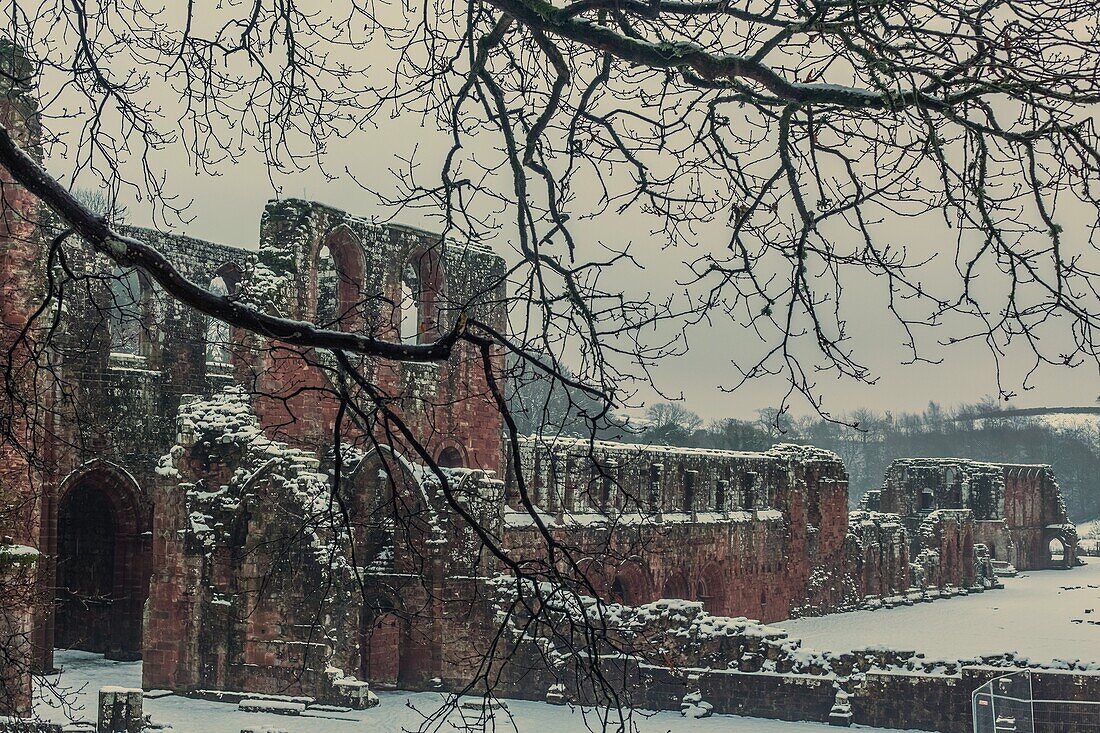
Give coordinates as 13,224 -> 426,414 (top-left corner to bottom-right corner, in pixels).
696,668 -> 836,722
498,657 -> 1100,733
852,670 -> 969,732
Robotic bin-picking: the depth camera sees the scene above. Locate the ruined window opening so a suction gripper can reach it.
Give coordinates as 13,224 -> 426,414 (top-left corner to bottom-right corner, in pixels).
531,450 -> 542,507
563,458 -> 576,512
716,479 -> 729,512
741,472 -> 757,510
920,488 -> 935,511
683,470 -> 697,512
599,461 -> 616,512
973,480 -> 995,520
315,235 -> 366,331
108,268 -> 156,359
437,446 -> 464,468
648,464 -> 662,511
546,456 -> 561,513
205,274 -> 234,366
399,249 -> 443,344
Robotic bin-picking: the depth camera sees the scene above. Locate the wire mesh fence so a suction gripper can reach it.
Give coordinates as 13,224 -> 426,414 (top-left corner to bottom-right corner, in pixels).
974,669 -> 1100,733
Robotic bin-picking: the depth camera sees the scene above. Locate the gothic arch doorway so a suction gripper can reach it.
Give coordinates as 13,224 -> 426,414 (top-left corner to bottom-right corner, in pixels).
1048,537 -> 1069,568
359,599 -> 403,690
53,465 -> 150,660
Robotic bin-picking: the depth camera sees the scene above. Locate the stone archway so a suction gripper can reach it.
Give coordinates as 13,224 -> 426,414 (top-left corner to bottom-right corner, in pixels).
609,562 -> 651,606
1049,537 -> 1066,565
662,571 -> 690,601
1041,527 -> 1076,570
53,464 -> 150,660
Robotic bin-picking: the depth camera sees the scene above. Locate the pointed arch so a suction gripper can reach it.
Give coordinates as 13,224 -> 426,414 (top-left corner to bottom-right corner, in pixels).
608,561 -> 651,606
50,460 -> 150,660
397,246 -> 444,344
205,263 -> 242,366
347,447 -> 444,576
313,225 -> 367,331
108,268 -> 159,359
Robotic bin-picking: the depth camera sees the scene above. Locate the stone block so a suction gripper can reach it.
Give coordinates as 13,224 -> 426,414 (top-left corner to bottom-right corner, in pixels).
97,687 -> 142,733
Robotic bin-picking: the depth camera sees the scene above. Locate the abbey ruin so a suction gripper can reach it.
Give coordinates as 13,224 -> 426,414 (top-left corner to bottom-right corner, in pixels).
0,59 -> 1089,733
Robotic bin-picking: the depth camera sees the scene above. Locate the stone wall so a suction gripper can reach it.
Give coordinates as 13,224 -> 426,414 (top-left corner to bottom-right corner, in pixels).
865,458 -> 1078,571
0,42 -> 48,716
504,438 -> 907,621
244,200 -> 507,472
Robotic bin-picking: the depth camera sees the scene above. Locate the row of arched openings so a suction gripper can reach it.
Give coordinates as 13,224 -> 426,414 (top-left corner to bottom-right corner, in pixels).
315,233 -> 444,344
107,264 -> 242,367
106,235 -> 445,363
606,563 -> 730,615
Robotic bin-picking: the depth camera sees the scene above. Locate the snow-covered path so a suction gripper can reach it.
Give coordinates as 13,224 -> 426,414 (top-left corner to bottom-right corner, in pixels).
35,650 -> 913,733
779,562 -> 1100,665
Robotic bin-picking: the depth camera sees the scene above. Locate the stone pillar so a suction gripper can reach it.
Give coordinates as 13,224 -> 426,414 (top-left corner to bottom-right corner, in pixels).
97,687 -> 143,733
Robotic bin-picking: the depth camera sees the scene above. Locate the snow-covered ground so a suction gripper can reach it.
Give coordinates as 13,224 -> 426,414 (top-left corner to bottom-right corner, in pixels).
37,565 -> 1099,731
34,650 -> 914,733
780,561 -> 1100,665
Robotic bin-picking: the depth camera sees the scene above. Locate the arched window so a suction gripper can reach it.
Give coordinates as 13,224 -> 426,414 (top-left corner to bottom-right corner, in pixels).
741,471 -> 757,510
683,470 -> 697,513
398,249 -> 443,344
108,268 -> 157,358
437,446 -> 465,469
205,275 -> 233,365
314,229 -> 366,331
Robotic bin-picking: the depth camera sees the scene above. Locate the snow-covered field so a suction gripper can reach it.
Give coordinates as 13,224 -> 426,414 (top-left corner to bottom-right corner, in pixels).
35,650 -> 912,733
780,561 -> 1100,665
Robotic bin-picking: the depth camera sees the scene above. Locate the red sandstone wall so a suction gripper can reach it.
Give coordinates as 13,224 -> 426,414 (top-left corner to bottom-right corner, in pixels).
0,53 -> 46,716
248,204 -> 505,476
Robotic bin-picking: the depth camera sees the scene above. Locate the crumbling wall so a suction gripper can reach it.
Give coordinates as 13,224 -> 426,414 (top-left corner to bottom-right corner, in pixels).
845,512 -> 909,600
243,200 -> 507,474
867,458 -> 1078,572
147,389 -> 506,701
504,439 -> 860,621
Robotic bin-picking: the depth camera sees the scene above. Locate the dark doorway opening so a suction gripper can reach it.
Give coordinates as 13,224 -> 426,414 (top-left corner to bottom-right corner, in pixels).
437,447 -> 464,469
360,608 -> 402,689
360,599 -> 433,690
54,478 -> 147,660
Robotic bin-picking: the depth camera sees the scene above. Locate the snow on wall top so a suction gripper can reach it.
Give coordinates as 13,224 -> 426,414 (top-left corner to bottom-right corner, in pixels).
517,435 -> 842,464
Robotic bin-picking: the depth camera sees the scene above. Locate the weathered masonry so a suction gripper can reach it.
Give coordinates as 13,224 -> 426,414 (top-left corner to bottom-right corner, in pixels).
502,438 -> 909,622
863,458 -> 1078,573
